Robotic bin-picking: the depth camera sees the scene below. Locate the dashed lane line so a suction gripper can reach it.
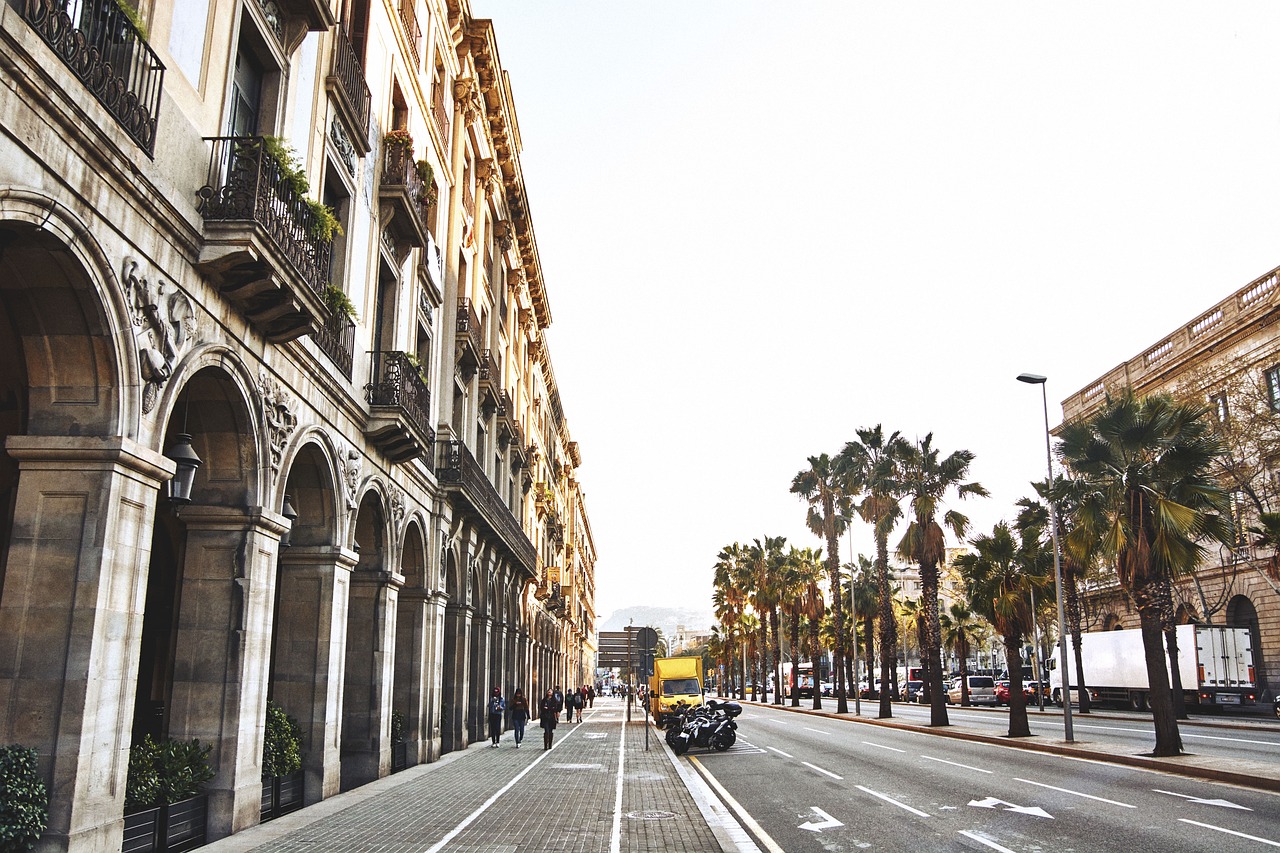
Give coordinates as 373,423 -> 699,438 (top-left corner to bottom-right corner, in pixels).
862,741 -> 906,753
801,761 -> 843,780
1178,819 -> 1280,847
767,746 -> 793,758
958,830 -> 1018,852
803,726 -> 832,735
1014,777 -> 1135,808
921,755 -> 991,774
855,784 -> 931,818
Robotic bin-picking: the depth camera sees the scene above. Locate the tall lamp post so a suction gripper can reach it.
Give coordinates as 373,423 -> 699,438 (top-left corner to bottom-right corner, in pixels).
1016,372 -> 1074,742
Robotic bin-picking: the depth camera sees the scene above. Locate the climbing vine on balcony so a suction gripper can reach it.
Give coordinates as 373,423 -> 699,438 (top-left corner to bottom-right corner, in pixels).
260,136 -> 343,242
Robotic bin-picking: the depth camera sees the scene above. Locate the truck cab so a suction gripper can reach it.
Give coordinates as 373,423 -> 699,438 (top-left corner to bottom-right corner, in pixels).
648,656 -> 704,725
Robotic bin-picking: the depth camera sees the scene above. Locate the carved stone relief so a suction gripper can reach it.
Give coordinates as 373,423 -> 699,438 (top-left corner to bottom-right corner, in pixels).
257,372 -> 298,484
388,483 -> 405,530
122,257 -> 197,414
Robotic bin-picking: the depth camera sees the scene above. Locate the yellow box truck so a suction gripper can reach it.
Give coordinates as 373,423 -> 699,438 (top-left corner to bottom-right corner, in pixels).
648,656 -> 703,725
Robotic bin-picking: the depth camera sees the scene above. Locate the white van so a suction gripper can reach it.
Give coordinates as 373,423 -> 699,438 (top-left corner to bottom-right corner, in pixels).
947,675 -> 996,706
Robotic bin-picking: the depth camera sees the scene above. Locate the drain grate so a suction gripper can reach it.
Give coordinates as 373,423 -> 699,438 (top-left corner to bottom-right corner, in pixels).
625,810 -> 678,821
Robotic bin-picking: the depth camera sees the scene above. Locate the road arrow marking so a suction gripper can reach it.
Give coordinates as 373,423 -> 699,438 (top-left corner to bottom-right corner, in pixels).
968,796 -> 1053,819
1154,790 -> 1252,811
798,807 -> 843,832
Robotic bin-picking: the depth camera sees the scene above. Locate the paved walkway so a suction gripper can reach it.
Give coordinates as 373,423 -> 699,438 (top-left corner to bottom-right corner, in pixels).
203,699 -> 736,853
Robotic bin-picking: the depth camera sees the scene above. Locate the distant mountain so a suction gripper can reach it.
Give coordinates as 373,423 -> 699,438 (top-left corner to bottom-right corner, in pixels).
599,606 -> 713,639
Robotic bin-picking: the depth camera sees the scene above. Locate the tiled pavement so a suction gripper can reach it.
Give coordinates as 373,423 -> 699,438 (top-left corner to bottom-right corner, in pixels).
203,699 -> 733,853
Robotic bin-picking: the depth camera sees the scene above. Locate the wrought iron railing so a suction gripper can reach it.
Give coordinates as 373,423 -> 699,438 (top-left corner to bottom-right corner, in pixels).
197,136 -> 332,297
381,135 -> 428,238
431,79 -> 451,142
367,350 -> 433,449
478,349 -> 498,383
398,1 -> 421,67
314,312 -> 355,377
19,0 -> 165,154
437,439 -> 537,573
330,25 -> 370,136
456,297 -> 483,354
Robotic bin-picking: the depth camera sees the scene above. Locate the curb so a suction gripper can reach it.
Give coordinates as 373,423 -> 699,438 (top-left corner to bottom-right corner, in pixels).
752,700 -> 1280,793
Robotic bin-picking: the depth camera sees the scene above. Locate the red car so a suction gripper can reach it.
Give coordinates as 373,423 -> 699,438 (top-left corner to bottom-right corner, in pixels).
994,680 -> 1011,705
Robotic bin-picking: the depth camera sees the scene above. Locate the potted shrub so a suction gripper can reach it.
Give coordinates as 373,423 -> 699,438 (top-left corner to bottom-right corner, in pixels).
0,744 -> 48,853
261,702 -> 304,820
123,736 -> 214,853
258,136 -> 343,242
322,283 -> 358,321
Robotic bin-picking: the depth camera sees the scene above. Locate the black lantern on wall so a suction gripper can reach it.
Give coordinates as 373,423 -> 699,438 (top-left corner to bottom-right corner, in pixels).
280,494 -> 299,547
163,432 -> 201,512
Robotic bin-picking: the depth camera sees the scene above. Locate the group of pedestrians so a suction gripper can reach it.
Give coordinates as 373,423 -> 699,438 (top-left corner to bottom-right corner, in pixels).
487,684 -> 597,751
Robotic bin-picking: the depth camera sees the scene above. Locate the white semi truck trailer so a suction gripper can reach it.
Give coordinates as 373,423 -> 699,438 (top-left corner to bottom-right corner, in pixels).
1048,624 -> 1257,711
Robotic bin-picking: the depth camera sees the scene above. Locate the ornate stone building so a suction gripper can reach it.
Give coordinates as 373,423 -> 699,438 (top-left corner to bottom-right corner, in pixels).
1060,268 -> 1280,702
0,0 -> 596,849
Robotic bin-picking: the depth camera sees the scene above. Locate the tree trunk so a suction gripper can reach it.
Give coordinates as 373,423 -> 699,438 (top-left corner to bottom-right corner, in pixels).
1066,569 -> 1091,713
1159,582 -> 1188,720
920,555 -> 949,726
1138,600 -> 1183,756
771,607 -> 784,705
825,525 -> 848,714
789,609 -> 802,707
876,529 -> 896,719
1005,634 -> 1031,737
758,621 -> 769,703
959,637 -> 971,706
863,613 -> 876,697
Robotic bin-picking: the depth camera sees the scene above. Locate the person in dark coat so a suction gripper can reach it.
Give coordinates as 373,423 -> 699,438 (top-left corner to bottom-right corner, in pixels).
539,688 -> 559,750
487,687 -> 505,747
510,688 -> 530,749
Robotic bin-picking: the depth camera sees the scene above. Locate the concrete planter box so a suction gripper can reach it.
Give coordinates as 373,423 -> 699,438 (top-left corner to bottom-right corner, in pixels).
121,795 -> 208,853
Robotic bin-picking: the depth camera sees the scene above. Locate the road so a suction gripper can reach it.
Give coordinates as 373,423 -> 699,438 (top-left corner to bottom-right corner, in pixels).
683,702 -> 1280,853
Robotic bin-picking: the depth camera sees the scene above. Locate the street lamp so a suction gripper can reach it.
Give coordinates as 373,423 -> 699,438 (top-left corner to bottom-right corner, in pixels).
1016,372 -> 1075,742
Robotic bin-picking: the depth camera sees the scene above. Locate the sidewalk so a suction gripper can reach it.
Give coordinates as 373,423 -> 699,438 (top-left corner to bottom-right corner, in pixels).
202,698 -> 737,853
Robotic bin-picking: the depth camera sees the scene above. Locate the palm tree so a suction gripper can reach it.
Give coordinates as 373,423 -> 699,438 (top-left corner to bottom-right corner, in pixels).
781,546 -> 823,707
1057,390 -> 1232,756
840,425 -> 910,718
791,454 -> 854,713
896,433 -> 988,727
800,551 -> 827,710
940,602 -> 980,706
713,543 -> 749,699
899,597 -> 927,698
955,521 -> 1048,738
849,555 -> 879,698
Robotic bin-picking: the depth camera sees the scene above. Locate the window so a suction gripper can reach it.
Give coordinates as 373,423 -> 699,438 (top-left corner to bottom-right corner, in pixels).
1209,392 -> 1229,424
1268,367 -> 1280,413
228,45 -> 264,135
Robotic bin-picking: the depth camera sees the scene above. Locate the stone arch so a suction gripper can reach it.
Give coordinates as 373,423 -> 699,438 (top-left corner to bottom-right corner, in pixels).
1103,613 -> 1124,631
1175,602 -> 1199,625
392,520 -> 429,770
278,431 -> 342,548
1225,594 -> 1265,694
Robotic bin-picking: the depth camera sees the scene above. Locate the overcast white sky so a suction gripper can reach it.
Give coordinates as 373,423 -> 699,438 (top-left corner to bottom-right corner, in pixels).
471,2 -> 1280,625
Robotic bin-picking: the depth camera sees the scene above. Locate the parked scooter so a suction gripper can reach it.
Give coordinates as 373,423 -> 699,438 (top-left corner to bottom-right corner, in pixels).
669,699 -> 741,754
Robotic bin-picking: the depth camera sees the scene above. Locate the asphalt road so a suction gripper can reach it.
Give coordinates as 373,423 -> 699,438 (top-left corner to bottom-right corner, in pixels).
685,703 -> 1280,853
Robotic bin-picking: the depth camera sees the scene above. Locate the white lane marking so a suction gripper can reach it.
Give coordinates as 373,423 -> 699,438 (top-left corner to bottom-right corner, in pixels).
798,806 -> 843,832
1153,789 -> 1251,810
855,784 -> 931,817
1179,818 -> 1280,847
609,711 -> 625,853
968,796 -> 1053,819
803,726 -> 832,735
422,710 -> 587,853
1014,777 -> 1135,808
922,755 -> 992,774
687,756 -> 779,853
862,740 -> 906,753
766,719 -> 790,725
958,830 -> 1018,852
801,761 -> 843,780
767,746 -> 794,758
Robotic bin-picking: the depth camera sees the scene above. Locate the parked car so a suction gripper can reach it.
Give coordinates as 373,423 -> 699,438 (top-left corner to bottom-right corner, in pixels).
903,680 -> 924,703
820,681 -> 836,697
1273,696 -> 1279,719
947,675 -> 997,705
994,679 -> 1011,705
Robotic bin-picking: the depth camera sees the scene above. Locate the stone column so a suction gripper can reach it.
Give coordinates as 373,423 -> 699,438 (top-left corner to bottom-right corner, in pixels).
0,436 -> 172,853
167,504 -> 289,840
441,602 -> 472,753
274,545 -> 358,803
394,587 -> 432,767
422,590 -> 447,762
340,566 -> 402,790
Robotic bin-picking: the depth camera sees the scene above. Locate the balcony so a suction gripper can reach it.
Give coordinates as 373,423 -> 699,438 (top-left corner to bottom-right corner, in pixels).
437,440 -> 537,578
314,312 -> 355,378
19,0 -> 165,155
365,351 -> 435,464
455,298 -> 483,375
397,0 -> 420,67
379,134 -> 428,249
196,136 -> 332,343
430,80 -> 451,145
326,26 -> 371,154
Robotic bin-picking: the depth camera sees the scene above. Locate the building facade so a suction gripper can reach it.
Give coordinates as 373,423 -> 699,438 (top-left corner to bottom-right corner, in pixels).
1060,268 -> 1280,702
0,0 -> 596,850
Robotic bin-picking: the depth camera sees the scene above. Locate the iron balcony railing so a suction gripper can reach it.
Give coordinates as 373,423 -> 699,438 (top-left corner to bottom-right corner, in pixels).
456,297 -> 483,355
198,136 -> 332,297
398,0 -> 421,67
367,351 -> 433,448
431,79 -> 450,143
329,25 -> 370,138
437,439 -> 537,574
20,0 -> 165,155
380,135 -> 427,245
314,313 -> 355,378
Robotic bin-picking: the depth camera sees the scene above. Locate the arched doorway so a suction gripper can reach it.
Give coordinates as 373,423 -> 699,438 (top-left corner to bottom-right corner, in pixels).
1226,594 -> 1265,695
440,542 -> 466,754
274,439 -> 345,804
341,489 -> 397,789
393,521 -> 429,769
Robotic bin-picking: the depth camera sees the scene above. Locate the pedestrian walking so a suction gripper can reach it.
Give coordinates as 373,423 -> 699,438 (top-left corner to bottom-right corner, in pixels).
564,687 -> 574,723
539,688 -> 559,750
487,687 -> 505,747
575,687 -> 584,722
587,684 -> 595,708
552,685 -> 564,718
510,688 -> 530,748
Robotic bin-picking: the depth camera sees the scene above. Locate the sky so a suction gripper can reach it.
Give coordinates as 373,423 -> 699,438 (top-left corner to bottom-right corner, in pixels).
470,2 -> 1280,626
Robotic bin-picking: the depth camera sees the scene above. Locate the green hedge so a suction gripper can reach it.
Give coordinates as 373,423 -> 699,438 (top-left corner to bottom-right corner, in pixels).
0,745 -> 48,853
262,702 -> 304,780
125,736 -> 215,810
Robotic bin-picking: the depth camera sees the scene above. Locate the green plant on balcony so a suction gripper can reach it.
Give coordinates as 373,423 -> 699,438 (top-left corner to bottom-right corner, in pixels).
385,129 -> 413,150
0,744 -> 48,853
260,136 -> 343,242
404,352 -> 429,383
114,0 -> 149,40
322,284 -> 358,321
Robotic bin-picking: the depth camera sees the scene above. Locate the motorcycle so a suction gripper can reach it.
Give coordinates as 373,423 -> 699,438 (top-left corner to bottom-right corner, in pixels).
669,699 -> 741,754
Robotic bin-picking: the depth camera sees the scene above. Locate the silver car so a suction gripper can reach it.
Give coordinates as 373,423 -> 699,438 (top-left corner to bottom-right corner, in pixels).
947,675 -> 997,705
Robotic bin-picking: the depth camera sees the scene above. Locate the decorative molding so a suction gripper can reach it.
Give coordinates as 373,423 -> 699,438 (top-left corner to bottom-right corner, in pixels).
330,118 -> 356,176
121,257 -> 197,414
257,372 -> 298,483
389,483 -> 406,528
337,439 -> 361,512
453,77 -> 481,124
257,0 -> 285,41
